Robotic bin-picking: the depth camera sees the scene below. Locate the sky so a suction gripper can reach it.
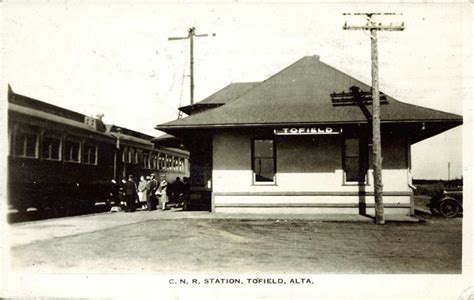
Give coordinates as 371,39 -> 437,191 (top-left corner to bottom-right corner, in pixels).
2,1 -> 471,180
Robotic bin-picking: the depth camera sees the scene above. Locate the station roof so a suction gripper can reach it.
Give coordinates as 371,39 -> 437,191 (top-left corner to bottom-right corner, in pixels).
178,82 -> 260,115
156,56 -> 462,137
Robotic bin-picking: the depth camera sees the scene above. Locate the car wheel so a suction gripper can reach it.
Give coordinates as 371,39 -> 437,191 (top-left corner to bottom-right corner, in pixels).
439,199 -> 460,218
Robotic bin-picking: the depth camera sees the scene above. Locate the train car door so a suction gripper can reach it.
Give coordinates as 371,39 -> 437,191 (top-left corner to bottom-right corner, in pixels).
187,137 -> 212,211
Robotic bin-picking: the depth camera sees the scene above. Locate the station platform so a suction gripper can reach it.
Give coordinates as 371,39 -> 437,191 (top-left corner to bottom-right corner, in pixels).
7,208 -> 420,247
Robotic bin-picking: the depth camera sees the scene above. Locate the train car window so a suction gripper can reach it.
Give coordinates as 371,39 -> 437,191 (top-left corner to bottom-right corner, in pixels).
128,148 -> 134,163
166,156 -> 171,169
83,143 -> 98,165
42,136 -> 61,160
173,157 -> 178,171
134,149 -> 139,164
64,139 -> 80,162
151,154 -> 158,169
122,146 -> 127,163
159,153 -> 165,170
142,152 -> 150,169
14,129 -> 38,158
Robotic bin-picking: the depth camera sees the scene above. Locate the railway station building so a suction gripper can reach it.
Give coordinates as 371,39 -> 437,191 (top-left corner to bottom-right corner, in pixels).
156,56 -> 462,215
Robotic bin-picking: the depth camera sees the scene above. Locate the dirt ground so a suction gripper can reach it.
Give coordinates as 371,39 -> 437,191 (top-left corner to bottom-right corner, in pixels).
9,209 -> 462,274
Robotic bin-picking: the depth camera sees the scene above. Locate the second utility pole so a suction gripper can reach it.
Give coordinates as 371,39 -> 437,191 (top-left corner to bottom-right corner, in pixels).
168,27 -> 215,107
343,13 -> 404,225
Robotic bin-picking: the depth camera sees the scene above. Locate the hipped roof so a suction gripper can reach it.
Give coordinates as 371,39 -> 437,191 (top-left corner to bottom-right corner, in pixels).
178,82 -> 260,115
156,56 -> 462,130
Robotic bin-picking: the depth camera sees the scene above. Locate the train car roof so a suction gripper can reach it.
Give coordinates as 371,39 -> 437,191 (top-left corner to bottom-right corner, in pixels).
8,85 -> 191,155
105,124 -> 155,146
8,85 -> 112,138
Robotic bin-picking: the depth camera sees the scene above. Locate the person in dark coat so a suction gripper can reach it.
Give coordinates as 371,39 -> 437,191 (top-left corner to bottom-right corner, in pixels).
182,177 -> 191,210
174,177 -> 185,207
125,174 -> 138,212
109,179 -> 120,206
147,173 -> 158,211
118,178 -> 127,209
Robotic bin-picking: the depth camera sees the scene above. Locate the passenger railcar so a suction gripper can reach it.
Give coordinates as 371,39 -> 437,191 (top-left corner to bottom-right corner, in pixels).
7,85 -> 189,214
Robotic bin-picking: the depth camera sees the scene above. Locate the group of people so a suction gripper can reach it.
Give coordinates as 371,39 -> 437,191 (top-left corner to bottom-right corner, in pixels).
109,174 -> 190,213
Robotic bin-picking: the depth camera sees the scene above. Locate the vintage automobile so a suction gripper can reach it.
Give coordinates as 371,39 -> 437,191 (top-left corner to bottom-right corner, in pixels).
428,187 -> 463,218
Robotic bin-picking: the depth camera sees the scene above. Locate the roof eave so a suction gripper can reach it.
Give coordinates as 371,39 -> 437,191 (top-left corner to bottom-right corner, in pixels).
156,118 -> 462,131
178,103 -> 224,115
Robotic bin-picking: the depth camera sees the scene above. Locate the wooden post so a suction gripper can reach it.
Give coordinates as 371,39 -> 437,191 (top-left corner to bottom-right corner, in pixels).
190,28 -> 194,106
343,13 -> 404,224
370,26 -> 385,224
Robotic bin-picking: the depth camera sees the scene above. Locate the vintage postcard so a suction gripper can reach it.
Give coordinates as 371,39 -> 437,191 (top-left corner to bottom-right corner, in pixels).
1,1 -> 472,299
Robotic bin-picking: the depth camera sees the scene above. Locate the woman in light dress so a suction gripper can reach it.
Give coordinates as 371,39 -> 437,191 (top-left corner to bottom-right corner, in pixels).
156,175 -> 168,211
137,175 -> 148,209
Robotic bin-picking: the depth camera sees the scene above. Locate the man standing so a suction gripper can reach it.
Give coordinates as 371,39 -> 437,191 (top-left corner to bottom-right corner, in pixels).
147,173 -> 158,211
174,177 -> 185,208
125,174 -> 138,212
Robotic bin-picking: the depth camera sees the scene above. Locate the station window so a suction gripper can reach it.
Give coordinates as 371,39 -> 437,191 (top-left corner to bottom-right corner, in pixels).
42,135 -> 61,160
14,129 -> 38,158
83,143 -> 98,165
343,137 -> 369,184
252,139 -> 276,183
64,139 -> 80,162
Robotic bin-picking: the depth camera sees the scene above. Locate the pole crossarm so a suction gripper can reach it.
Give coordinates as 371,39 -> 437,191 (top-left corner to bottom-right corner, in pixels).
330,89 -> 388,106
343,12 -> 402,16
343,23 -> 405,31
168,37 -> 189,41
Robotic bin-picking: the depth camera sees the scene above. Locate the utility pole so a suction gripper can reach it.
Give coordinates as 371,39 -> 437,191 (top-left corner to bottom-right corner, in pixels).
168,27 -> 215,107
343,13 -> 404,225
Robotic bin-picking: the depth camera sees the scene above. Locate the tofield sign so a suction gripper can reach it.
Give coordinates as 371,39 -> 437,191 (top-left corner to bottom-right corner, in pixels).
274,127 -> 342,135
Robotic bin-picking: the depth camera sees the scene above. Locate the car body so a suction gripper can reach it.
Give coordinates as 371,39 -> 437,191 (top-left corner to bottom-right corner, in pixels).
428,187 -> 463,218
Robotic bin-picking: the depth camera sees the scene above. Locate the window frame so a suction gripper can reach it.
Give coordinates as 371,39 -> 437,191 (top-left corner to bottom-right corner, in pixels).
122,146 -> 127,162
135,149 -> 141,164
13,127 -> 39,159
159,153 -> 165,170
151,153 -> 158,169
128,147 -> 134,163
342,136 -> 370,185
41,133 -> 62,161
251,138 -> 277,185
142,151 -> 150,169
64,137 -> 81,163
82,142 -> 98,165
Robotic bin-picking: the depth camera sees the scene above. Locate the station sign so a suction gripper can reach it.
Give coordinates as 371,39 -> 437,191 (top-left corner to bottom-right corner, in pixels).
273,127 -> 342,135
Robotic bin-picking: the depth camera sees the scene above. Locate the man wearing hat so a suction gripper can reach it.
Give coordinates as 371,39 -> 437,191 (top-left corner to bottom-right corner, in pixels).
124,174 -> 138,212
147,173 -> 158,211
